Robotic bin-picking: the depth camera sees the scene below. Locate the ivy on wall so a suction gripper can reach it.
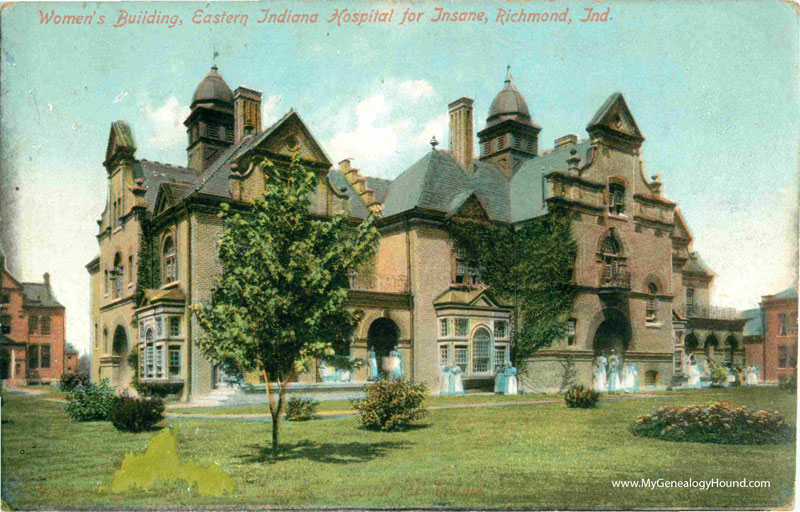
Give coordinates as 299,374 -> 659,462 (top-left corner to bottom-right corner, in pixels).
135,220 -> 161,303
446,202 -> 578,366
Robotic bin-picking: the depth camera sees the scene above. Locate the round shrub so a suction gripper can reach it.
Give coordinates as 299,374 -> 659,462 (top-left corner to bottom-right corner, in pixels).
352,378 -> 427,431
630,401 -> 795,445
564,384 -> 599,408
66,381 -> 115,421
285,396 -> 318,421
60,372 -> 90,392
779,374 -> 797,394
110,395 -> 165,432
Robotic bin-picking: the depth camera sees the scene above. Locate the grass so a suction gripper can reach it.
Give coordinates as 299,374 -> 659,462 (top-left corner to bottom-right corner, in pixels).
169,391 -> 563,415
1,387 -> 795,508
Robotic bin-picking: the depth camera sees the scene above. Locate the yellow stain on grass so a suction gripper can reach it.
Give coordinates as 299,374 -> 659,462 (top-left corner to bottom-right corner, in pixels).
111,428 -> 235,497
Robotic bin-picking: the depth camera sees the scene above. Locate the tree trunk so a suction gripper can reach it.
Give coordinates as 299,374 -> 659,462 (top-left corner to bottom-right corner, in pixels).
263,369 -> 280,460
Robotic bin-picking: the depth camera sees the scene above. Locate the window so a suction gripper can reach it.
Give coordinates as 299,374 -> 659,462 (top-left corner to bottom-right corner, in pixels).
27,345 -> 38,368
1,293 -> 9,304
599,233 -> 626,285
104,270 -> 109,294
439,318 -> 449,338
28,316 -> 38,335
128,255 -> 134,283
156,345 -> 165,378
144,328 -> 154,379
497,135 -> 505,150
169,347 -> 181,377
207,124 -> 220,139
139,346 -> 145,377
482,140 -> 491,155
778,345 -> 796,368
472,328 -> 491,373
1,314 -> 11,334
685,288 -> 695,314
646,283 -> 658,322
494,320 -> 507,340
112,253 -> 123,299
494,345 -> 507,367
40,345 -> 51,368
566,318 -> 577,346
40,317 -> 51,335
170,317 -> 180,337
454,345 -> 468,372
454,246 -> 481,285
103,327 -> 108,353
674,350 -> 683,372
163,236 -> 177,284
779,313 -> 790,336
439,344 -> 450,366
225,125 -> 234,142
455,318 -> 469,337
608,183 -> 625,215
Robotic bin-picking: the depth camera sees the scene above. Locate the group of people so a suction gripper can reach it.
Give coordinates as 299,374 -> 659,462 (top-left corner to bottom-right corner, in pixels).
594,351 -> 639,392
368,349 -> 404,381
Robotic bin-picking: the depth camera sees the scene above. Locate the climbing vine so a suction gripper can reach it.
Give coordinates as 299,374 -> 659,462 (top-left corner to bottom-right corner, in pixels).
135,220 -> 161,303
446,202 -> 578,366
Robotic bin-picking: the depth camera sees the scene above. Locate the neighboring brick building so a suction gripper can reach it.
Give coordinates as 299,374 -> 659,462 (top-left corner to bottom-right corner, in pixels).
88,66 -> 741,400
64,343 -> 80,375
745,287 -> 797,383
1,250 -> 67,385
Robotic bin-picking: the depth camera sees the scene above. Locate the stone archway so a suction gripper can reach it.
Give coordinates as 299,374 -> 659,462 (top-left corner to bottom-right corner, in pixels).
112,325 -> 130,389
592,309 -> 632,358
367,317 -> 400,378
704,334 -> 719,361
724,335 -> 738,364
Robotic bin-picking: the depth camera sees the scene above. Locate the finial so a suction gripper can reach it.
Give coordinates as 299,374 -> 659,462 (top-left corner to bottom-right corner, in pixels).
506,64 -> 512,83
430,135 -> 439,151
213,44 -> 219,67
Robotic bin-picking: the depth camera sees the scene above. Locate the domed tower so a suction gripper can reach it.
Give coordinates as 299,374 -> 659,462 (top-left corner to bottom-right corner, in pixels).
184,65 -> 235,172
477,73 -> 541,177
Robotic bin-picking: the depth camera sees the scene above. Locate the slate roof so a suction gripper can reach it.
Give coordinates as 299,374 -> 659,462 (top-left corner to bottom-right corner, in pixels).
134,160 -> 199,213
741,308 -> 763,337
684,252 -> 715,277
21,283 -> 63,308
766,286 -> 797,300
510,140 -> 593,222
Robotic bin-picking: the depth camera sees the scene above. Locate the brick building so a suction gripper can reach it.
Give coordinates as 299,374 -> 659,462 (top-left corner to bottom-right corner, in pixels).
744,287 -> 797,382
0,250 -> 67,385
87,66 -> 742,400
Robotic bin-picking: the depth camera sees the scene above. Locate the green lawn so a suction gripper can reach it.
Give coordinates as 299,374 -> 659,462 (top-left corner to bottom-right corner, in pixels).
1,387 -> 795,508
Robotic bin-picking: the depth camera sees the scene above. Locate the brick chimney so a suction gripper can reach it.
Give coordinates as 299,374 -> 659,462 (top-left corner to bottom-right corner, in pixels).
43,272 -> 50,287
234,86 -> 262,143
448,97 -> 474,173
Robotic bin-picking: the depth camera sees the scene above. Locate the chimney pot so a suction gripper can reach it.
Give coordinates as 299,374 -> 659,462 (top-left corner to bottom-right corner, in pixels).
43,272 -> 50,285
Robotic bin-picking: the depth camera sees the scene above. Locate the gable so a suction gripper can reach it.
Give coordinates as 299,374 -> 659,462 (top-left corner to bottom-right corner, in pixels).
253,111 -> 331,166
1,269 -> 22,290
672,209 -> 693,242
587,93 -> 644,142
457,194 -> 490,220
105,121 -> 137,164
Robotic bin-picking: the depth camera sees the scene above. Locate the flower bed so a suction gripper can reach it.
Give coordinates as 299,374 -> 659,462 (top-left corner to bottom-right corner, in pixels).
630,401 -> 795,445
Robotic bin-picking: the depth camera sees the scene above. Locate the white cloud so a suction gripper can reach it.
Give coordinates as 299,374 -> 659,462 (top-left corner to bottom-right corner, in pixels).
261,94 -> 283,127
143,96 -> 190,151
323,78 -> 447,178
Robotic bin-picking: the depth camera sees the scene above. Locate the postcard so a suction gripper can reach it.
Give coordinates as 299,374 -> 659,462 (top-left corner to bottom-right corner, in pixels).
0,0 -> 797,510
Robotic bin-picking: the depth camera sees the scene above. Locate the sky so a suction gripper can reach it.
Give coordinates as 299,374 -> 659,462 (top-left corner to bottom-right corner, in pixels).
1,0 -> 798,355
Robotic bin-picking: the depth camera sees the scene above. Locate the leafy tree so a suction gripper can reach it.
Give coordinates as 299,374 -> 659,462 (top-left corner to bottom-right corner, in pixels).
191,153 -> 379,458
447,202 -> 577,366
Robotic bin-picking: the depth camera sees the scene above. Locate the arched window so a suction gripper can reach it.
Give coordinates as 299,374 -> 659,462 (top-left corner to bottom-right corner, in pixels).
102,327 -> 108,353
128,255 -> 134,283
472,327 -> 491,373
599,232 -> 627,286
111,253 -> 123,299
163,236 -> 177,284
608,183 -> 625,215
646,283 -> 658,322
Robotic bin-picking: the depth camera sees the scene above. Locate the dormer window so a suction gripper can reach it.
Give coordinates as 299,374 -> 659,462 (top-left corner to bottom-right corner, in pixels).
608,183 -> 625,215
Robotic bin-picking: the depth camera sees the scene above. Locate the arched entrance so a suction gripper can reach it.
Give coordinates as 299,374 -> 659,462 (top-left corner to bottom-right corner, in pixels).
112,326 -> 130,389
367,317 -> 400,378
704,334 -> 719,360
724,335 -> 738,364
592,310 -> 632,358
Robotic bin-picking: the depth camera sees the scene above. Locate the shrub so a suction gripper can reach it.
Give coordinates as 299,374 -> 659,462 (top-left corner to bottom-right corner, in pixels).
65,381 -> 115,421
136,382 -> 184,398
779,374 -> 797,394
352,378 -> 427,431
59,372 -> 90,392
708,359 -> 729,387
630,401 -> 795,445
127,349 -> 140,391
285,396 -> 318,421
564,384 -> 600,408
110,395 -> 165,432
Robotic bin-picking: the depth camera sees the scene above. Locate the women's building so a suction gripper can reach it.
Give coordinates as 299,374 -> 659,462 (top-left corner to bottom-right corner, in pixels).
87,66 -> 742,401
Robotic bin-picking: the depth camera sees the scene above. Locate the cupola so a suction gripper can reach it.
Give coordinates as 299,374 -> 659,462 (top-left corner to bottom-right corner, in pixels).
184,65 -> 235,172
